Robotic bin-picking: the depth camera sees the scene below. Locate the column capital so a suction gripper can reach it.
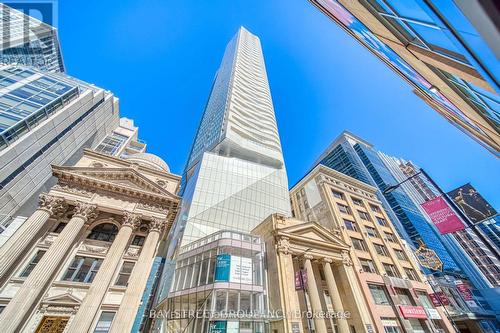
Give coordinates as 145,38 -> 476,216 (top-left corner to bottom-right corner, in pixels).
341,250 -> 352,266
73,202 -> 99,223
122,211 -> 141,229
38,194 -> 67,217
149,217 -> 165,233
303,253 -> 314,261
276,236 -> 291,255
322,257 -> 334,264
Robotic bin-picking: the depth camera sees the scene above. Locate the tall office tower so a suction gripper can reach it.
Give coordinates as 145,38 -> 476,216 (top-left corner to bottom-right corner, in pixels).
315,131 -> 461,273
0,3 -> 65,72
0,65 -> 119,244
175,27 -> 290,246
309,0 -> 499,156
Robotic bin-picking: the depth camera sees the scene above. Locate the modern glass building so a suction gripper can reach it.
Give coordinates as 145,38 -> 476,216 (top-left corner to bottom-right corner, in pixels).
314,131 -> 461,273
309,0 -> 499,157
0,64 -> 119,239
173,26 -> 290,248
0,3 -> 65,72
154,230 -> 269,333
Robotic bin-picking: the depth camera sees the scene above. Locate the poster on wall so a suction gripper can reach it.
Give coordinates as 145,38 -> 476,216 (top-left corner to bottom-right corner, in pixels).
214,254 -> 253,284
421,196 -> 465,234
447,183 -> 497,223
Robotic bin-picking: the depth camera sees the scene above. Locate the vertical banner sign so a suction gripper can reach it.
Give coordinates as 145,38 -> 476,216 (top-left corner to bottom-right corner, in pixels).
436,292 -> 450,306
215,254 -> 231,282
421,197 -> 465,234
295,269 -> 308,290
456,283 -> 473,301
229,256 -> 253,284
428,293 -> 441,307
447,183 -> 497,223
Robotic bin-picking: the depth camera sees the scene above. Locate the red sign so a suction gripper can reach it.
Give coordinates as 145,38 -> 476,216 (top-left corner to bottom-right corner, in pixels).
399,305 -> 427,319
436,292 -> 450,306
428,293 -> 441,307
456,283 -> 473,301
421,197 -> 465,234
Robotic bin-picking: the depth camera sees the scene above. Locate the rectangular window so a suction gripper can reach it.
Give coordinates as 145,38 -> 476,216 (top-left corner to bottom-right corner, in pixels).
358,211 -> 370,221
404,268 -> 419,281
395,288 -> 414,305
416,291 -> 433,309
337,204 -> 350,214
360,259 -> 377,273
115,261 -> 135,286
131,235 -> 145,246
376,217 -> 388,227
374,244 -> 389,257
383,264 -> 400,278
62,256 -> 103,283
365,226 -> 378,238
19,250 -> 46,277
385,232 -> 397,243
94,311 -> 115,333
370,205 -> 381,213
368,284 -> 391,305
394,250 -> 407,261
351,238 -> 368,251
332,190 -> 344,199
344,219 -> 357,232
352,197 -> 363,207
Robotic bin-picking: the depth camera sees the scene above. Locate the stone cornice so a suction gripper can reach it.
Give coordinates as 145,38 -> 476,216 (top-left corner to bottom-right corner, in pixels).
52,167 -> 180,208
83,149 -> 181,182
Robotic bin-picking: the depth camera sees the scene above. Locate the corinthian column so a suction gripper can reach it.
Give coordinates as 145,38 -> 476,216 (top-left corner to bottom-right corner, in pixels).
110,217 -> 164,333
304,254 -> 327,333
322,258 -> 350,333
0,202 -> 97,333
67,211 -> 140,333
0,194 -> 67,285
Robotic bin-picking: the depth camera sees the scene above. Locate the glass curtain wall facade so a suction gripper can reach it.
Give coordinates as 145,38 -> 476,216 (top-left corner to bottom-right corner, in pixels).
156,230 -> 269,333
0,3 -> 65,72
175,26 -> 290,247
309,0 -> 499,156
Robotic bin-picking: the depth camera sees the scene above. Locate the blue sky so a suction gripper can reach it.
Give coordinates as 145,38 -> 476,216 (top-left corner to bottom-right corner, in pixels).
57,0 -> 499,208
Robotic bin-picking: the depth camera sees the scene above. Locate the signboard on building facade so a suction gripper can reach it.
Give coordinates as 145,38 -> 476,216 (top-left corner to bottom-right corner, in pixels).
436,292 -> 450,306
415,244 -> 443,271
295,269 -> 307,290
447,183 -> 497,223
215,254 -> 253,284
399,305 -> 427,319
428,293 -> 442,307
456,283 -> 473,301
425,308 -> 442,320
421,196 -> 465,234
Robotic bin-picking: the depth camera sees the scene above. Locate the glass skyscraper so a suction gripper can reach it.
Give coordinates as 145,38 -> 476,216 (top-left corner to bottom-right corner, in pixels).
175,26 -> 291,247
314,131 -> 461,272
0,3 -> 65,73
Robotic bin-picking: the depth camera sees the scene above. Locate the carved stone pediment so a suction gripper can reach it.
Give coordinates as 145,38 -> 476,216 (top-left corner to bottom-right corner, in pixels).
277,222 -> 351,252
51,166 -> 180,211
42,292 -> 82,307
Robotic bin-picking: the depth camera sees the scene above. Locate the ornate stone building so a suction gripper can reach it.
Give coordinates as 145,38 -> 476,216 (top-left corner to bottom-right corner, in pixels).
0,149 -> 180,333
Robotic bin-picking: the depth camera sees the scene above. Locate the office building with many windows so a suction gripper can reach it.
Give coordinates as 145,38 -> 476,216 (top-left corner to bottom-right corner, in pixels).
0,65 -> 120,245
284,165 -> 458,333
309,0 -> 499,156
0,3 -> 65,72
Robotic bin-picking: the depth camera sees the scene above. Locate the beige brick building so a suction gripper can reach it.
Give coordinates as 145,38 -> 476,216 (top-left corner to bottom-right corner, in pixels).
253,164 -> 455,333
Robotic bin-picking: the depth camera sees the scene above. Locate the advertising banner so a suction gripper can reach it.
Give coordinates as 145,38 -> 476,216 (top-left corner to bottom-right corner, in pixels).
436,292 -> 450,306
428,293 -> 442,307
295,269 -> 307,290
421,197 -> 465,234
229,255 -> 253,284
214,254 -> 253,284
209,321 -> 227,333
214,254 -> 231,282
456,283 -> 473,301
447,183 -> 497,223
415,245 -> 443,271
425,308 -> 441,320
399,305 -> 427,319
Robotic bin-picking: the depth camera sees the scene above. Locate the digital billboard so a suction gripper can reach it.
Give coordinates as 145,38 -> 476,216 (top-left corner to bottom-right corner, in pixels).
447,183 -> 497,223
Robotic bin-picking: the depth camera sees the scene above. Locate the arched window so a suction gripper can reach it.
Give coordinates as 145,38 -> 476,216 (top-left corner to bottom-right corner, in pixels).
87,223 -> 118,242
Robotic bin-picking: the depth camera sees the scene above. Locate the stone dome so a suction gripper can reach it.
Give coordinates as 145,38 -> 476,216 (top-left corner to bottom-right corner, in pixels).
123,153 -> 170,172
